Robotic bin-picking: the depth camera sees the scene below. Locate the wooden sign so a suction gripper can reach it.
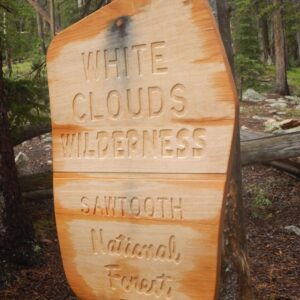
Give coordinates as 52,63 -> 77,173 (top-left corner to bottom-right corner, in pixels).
47,0 -> 237,299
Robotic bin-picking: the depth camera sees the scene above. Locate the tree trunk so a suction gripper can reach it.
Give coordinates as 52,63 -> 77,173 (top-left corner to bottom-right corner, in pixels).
26,0 -> 61,32
96,0 -> 110,10
216,0 -> 234,71
260,18 -> 271,64
272,0 -> 289,95
6,48 -> 12,77
212,1 -> 253,299
36,2 -> 47,56
297,32 -> 300,66
0,41 -> 34,264
49,0 -> 55,37
241,131 -> 300,165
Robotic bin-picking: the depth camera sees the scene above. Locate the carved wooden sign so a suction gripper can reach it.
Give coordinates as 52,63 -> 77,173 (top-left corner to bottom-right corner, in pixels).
47,0 -> 237,299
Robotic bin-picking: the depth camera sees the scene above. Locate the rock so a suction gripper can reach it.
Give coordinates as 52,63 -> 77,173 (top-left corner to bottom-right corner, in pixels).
285,95 -> 300,104
264,118 -> 300,133
285,96 -> 295,100
295,105 -> 300,111
273,115 -> 283,121
241,125 -> 249,131
270,102 -> 287,110
47,160 -> 52,165
15,152 -> 30,175
242,89 -> 266,102
278,98 -> 287,103
44,145 -> 52,151
264,119 -> 281,133
284,225 -> 300,237
283,126 -> 300,134
252,115 -> 272,121
268,110 -> 277,114
276,111 -> 287,116
265,99 -> 277,104
42,134 -> 52,144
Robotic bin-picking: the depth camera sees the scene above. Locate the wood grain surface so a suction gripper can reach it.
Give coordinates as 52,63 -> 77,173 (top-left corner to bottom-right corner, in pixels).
47,0 -> 237,299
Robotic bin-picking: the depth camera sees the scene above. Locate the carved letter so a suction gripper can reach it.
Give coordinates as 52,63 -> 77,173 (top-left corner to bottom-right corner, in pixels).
72,93 -> 88,122
126,88 -> 142,117
193,128 -> 206,157
148,87 -> 164,118
151,41 -> 168,74
81,51 -> 101,81
176,128 -> 190,158
107,90 -> 121,119
132,44 -> 147,76
104,48 -> 119,79
160,129 -> 175,158
171,83 -> 187,118
81,196 -> 90,214
104,264 -> 121,290
97,131 -> 110,158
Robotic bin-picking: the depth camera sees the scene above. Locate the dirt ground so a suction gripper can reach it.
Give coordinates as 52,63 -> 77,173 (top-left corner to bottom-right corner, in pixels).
0,100 -> 299,299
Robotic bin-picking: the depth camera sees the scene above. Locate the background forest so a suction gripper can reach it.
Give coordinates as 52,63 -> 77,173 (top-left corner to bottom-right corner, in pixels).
1,0 -> 300,136
0,0 -> 299,299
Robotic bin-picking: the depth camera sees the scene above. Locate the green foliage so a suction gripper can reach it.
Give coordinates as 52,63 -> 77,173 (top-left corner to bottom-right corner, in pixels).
0,0 -> 50,136
32,244 -> 41,254
288,68 -> 300,96
4,75 -> 49,135
230,0 -> 264,91
283,1 -> 300,67
251,189 -> 272,220
56,0 -> 111,29
1,0 -> 41,62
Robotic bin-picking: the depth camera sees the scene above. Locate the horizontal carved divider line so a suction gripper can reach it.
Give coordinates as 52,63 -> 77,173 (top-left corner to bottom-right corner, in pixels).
53,172 -> 227,179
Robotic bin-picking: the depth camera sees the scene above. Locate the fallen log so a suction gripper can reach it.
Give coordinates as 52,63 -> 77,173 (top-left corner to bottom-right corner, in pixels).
22,189 -> 53,201
241,131 -> 300,165
268,160 -> 300,176
12,122 -> 51,146
241,129 -> 300,176
18,130 -> 300,200
13,124 -> 300,175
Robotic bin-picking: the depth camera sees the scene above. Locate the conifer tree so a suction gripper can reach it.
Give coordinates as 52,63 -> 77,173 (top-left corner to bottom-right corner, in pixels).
0,3 -> 35,264
230,0 -> 263,91
272,0 -> 289,95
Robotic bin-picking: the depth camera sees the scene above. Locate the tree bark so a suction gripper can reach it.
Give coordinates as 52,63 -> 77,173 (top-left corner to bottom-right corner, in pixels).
26,0 -> 61,32
0,41 -> 34,264
213,1 -> 253,299
96,0 -> 110,10
240,130 -> 300,176
49,0 -> 55,37
216,0 -> 234,72
272,0 -> 289,95
297,32 -> 300,65
36,1 -> 47,55
260,17 -> 271,64
241,132 -> 300,165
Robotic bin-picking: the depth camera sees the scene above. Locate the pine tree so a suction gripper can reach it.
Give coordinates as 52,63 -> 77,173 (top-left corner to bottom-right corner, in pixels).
272,0 -> 289,95
230,0 -> 263,91
0,28 -> 35,267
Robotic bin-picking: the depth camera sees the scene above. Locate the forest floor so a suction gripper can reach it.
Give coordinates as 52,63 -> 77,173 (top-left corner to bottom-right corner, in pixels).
0,98 -> 299,299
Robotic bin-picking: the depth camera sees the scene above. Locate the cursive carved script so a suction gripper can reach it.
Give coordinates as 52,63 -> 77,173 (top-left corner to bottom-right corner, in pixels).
105,264 -> 173,299
91,229 -> 181,264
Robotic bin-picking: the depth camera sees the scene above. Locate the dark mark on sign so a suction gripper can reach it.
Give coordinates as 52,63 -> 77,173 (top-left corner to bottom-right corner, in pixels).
111,16 -> 131,38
